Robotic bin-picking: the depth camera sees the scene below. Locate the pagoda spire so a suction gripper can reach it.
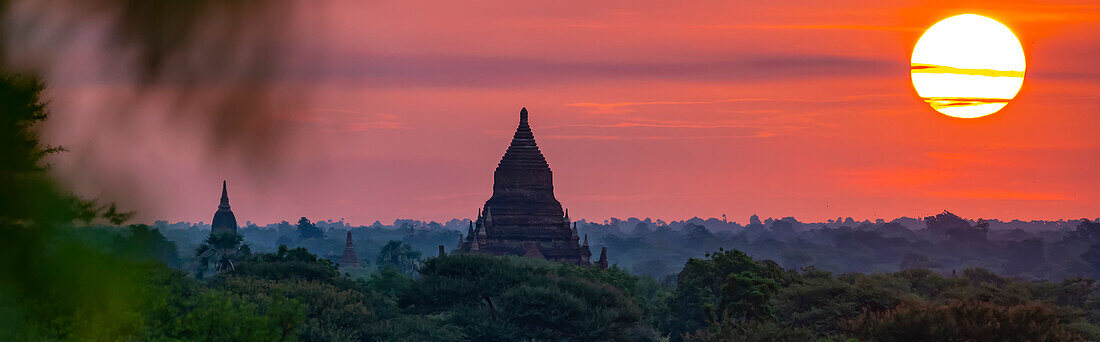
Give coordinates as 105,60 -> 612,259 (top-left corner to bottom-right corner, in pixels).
219,180 -> 230,209
495,108 -> 549,170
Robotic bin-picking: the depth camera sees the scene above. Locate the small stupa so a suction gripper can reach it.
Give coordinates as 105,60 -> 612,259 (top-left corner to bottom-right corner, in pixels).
339,231 -> 360,269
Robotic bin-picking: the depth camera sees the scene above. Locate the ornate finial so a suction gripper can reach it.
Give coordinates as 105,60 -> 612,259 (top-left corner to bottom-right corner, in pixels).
582,234 -> 589,247
520,107 -> 528,125
219,180 -> 230,209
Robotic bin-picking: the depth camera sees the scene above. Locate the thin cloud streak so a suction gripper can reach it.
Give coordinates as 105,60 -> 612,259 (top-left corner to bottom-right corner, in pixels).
566,93 -> 906,114
927,190 -> 1071,201
543,132 -> 775,141
700,24 -> 920,32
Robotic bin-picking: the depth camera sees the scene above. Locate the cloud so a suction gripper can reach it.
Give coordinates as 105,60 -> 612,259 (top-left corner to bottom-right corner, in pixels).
700,24 -> 919,32
542,132 -> 774,141
293,109 -> 405,132
565,94 -> 903,114
289,54 -> 896,87
926,190 -> 1070,201
535,117 -> 784,141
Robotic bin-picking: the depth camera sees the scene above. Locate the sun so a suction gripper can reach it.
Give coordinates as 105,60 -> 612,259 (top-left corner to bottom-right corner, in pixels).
911,14 -> 1025,118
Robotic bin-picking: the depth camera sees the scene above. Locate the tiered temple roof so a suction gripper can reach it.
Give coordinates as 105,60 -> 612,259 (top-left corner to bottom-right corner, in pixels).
454,108 -> 605,268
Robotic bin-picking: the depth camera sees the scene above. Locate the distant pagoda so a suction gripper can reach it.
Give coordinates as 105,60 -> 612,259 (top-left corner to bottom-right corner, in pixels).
211,180 -> 238,235
340,231 -> 360,269
455,108 -> 604,268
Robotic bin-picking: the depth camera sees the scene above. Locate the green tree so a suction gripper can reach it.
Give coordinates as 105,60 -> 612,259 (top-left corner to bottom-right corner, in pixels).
177,290 -> 304,341
403,255 -> 660,341
664,248 -> 793,340
843,300 -> 1084,342
232,245 -> 339,283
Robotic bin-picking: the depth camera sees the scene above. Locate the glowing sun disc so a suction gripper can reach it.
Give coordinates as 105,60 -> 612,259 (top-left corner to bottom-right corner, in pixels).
911,14 -> 1025,118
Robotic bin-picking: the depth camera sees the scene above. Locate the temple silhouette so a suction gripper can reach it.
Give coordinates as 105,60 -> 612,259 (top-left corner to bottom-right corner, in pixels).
455,108 -> 606,268
210,180 -> 238,235
339,231 -> 360,269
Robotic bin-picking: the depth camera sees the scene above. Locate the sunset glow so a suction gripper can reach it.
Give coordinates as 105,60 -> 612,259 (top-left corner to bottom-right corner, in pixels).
911,14 -> 1026,118
17,1 -> 1100,224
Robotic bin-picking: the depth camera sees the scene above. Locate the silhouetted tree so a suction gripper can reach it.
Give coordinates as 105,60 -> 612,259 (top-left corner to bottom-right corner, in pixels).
296,217 -> 324,240
924,211 -> 971,236
749,214 -> 763,227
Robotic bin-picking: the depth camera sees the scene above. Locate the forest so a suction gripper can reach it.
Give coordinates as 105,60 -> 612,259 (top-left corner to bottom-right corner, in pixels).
3,74 -> 1100,341
161,210 -> 1100,283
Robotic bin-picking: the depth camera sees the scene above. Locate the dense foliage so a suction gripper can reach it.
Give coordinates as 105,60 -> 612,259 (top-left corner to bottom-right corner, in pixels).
582,213 -> 1100,282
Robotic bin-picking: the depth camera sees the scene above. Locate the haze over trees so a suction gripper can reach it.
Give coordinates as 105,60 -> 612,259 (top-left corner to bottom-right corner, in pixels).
3,74 -> 1100,340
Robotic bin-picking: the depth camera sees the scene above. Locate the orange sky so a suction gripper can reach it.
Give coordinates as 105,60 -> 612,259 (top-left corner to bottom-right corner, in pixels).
38,0 -> 1100,224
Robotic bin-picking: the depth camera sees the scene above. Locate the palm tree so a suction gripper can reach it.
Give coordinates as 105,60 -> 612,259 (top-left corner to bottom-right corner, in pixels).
376,240 -> 422,276
194,232 -> 250,278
